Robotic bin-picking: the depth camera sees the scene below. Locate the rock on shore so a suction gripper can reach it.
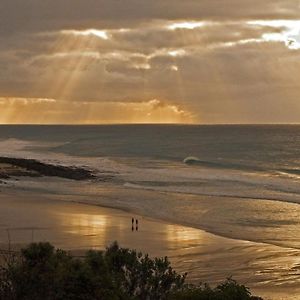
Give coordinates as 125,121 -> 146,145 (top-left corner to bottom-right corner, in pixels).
0,157 -> 96,181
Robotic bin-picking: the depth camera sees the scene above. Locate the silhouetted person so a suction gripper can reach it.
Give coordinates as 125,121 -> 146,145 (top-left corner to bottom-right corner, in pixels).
131,218 -> 139,231
135,219 -> 139,231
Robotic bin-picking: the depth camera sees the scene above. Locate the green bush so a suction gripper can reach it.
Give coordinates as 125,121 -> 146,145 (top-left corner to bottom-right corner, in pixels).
168,279 -> 263,300
0,242 -> 262,300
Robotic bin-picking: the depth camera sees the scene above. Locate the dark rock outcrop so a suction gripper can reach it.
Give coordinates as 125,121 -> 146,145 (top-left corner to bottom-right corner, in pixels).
0,157 -> 95,180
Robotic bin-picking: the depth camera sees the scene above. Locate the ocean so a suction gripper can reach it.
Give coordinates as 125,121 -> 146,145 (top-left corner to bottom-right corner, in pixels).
1,124 -> 300,249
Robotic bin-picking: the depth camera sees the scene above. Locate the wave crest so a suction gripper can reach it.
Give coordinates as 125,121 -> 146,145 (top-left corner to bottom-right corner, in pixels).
183,156 -> 201,164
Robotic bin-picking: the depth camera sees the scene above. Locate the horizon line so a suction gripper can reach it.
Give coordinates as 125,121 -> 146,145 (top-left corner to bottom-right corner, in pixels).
1,123 -> 300,126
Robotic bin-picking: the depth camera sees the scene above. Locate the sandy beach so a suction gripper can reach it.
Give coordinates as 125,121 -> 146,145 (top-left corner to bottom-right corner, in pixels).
1,158 -> 300,300
2,0 -> 300,295
0,184 -> 299,300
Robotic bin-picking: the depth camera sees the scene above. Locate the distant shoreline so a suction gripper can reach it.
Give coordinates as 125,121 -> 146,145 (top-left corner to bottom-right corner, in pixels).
2,123 -> 300,126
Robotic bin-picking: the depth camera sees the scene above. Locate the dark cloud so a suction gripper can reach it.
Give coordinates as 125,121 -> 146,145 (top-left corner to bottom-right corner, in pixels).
0,0 -> 299,35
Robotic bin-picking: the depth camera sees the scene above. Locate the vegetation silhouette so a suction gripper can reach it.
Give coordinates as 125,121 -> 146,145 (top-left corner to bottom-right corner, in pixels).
0,242 -> 262,300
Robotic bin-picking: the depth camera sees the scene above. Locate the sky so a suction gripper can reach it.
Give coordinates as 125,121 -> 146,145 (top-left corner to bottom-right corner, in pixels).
1,0 -> 300,124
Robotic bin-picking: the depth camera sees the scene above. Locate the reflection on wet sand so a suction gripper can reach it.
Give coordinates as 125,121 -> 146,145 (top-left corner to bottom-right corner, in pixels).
55,208 -> 205,254
59,213 -> 108,237
167,224 -> 203,243
57,211 -> 207,253
1,189 -> 300,299
50,201 -> 300,297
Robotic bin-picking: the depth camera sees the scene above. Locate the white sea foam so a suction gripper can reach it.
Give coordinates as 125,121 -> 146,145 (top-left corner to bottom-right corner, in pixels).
3,136 -> 300,249
2,138 -> 300,204
183,156 -> 201,164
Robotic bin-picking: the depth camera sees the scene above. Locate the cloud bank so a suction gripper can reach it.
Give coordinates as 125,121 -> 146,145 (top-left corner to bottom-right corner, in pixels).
0,0 -> 300,123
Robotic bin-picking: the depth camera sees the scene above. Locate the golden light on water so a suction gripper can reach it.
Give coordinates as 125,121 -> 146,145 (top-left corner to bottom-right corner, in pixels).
57,212 -> 109,246
166,224 -> 203,243
56,209 -> 205,252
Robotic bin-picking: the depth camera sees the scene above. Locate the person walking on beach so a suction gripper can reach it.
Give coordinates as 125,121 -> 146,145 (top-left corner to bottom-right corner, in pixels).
131,218 -> 139,231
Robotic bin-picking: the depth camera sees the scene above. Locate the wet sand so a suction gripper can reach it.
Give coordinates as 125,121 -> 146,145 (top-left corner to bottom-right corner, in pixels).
0,187 -> 300,299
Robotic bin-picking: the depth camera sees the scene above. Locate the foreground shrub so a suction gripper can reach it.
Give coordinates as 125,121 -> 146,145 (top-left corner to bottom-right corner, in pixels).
0,242 -> 262,300
168,279 -> 263,300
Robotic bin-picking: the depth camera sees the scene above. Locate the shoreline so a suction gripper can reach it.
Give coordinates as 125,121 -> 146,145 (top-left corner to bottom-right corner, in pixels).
0,188 -> 300,299
0,163 -> 300,250
1,160 -> 300,298
1,178 -> 282,252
